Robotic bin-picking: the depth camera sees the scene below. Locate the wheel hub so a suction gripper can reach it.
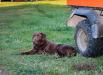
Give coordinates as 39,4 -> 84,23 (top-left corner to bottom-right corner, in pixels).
77,29 -> 88,52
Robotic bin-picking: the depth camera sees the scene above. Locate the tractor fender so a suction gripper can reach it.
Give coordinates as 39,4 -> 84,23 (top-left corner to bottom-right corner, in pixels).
70,8 -> 97,25
68,8 -> 103,38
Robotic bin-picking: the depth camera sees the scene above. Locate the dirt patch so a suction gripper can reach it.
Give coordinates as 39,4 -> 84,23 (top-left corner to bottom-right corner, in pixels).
72,62 -> 96,71
67,15 -> 86,27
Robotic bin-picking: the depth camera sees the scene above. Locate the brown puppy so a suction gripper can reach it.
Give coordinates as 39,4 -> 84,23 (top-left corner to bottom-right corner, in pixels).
21,32 -> 77,57
21,32 -> 57,55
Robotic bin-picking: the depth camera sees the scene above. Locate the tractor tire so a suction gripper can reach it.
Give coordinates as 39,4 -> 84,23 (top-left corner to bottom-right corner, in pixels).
75,20 -> 103,57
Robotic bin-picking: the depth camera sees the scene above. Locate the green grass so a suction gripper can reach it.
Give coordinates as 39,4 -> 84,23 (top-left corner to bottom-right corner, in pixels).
0,4 -> 103,75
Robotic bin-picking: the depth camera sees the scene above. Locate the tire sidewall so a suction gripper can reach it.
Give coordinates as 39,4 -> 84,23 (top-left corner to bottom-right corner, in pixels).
75,20 -> 97,57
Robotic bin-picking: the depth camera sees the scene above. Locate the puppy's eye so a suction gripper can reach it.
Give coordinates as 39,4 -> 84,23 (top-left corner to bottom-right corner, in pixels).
35,34 -> 39,37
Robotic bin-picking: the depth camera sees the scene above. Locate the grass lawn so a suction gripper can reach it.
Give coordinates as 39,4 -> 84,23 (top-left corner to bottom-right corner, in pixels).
0,3 -> 103,75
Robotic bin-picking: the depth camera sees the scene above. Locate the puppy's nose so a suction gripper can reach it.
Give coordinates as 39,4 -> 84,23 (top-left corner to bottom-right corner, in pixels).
37,39 -> 43,42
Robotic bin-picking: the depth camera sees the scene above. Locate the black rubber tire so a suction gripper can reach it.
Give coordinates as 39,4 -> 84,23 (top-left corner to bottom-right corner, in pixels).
75,20 -> 103,57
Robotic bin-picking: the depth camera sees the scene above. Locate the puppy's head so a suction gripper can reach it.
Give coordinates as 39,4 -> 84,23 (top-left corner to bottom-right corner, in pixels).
32,32 -> 47,46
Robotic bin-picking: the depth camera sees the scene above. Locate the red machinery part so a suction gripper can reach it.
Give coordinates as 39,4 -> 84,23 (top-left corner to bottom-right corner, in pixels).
67,0 -> 103,8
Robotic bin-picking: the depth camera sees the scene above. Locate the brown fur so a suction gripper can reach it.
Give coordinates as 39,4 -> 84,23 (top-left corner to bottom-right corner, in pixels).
21,32 -> 77,57
57,44 -> 77,57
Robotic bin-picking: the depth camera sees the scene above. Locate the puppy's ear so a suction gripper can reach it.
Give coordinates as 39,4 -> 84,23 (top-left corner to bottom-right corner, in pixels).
32,33 -> 36,38
40,32 -> 46,38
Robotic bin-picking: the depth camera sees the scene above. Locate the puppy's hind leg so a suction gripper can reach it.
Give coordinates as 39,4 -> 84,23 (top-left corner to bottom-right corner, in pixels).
57,49 -> 66,58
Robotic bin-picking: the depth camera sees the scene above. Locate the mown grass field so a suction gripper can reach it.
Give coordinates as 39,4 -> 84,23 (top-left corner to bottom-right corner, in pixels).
0,2 -> 103,75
